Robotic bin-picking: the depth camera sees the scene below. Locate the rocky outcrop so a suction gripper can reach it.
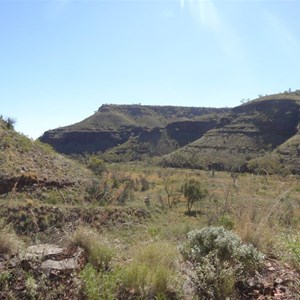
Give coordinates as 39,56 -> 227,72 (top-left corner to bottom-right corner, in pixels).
39,94 -> 300,173
21,244 -> 86,272
163,96 -> 300,172
0,204 -> 151,235
0,244 -> 86,299
39,104 -> 229,156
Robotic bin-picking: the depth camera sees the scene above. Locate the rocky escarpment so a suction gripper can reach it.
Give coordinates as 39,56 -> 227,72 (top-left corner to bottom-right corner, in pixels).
162,94 -> 300,173
39,93 -> 300,173
39,105 -> 230,156
102,117 -> 224,161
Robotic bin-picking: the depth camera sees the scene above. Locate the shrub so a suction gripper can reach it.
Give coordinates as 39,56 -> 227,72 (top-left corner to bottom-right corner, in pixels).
140,176 -> 150,191
85,179 -> 111,204
218,214 -> 235,230
25,276 -> 38,299
87,156 -> 106,176
120,241 -> 179,298
180,226 -> 264,299
69,226 -> 114,270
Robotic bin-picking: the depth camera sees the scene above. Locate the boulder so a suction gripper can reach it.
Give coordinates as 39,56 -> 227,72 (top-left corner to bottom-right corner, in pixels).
21,244 -> 86,272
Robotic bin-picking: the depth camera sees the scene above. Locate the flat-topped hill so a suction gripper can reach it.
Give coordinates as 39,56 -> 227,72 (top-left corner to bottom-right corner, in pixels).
39,104 -> 229,155
40,91 -> 300,174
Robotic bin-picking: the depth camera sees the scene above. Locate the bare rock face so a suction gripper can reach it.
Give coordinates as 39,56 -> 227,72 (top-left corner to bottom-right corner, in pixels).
21,244 -> 86,272
0,244 -> 87,299
23,244 -> 64,260
163,97 -> 300,173
39,104 -> 229,155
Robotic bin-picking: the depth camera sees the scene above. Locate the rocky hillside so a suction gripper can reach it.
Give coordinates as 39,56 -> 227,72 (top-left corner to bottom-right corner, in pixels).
39,104 -> 229,156
0,118 -> 94,195
163,92 -> 300,173
40,91 -> 300,174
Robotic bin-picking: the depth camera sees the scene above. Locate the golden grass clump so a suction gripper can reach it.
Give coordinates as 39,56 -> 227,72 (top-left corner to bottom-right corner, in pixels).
69,226 -> 114,270
120,241 -> 180,297
0,228 -> 22,256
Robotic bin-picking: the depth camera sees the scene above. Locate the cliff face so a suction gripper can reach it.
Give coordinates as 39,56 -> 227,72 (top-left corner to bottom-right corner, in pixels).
40,93 -> 300,174
39,105 -> 229,156
162,95 -> 300,173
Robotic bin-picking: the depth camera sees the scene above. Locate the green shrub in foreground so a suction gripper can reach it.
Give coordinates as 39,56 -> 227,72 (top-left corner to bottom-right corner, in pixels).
180,226 -> 264,299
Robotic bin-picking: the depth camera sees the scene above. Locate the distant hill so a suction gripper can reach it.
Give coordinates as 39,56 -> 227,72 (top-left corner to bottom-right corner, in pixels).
162,92 -> 300,174
39,104 -> 229,156
40,91 -> 300,174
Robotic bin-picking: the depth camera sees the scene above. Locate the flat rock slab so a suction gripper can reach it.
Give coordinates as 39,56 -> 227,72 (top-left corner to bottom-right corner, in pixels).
22,244 -> 64,260
20,244 -> 86,273
41,257 -> 78,270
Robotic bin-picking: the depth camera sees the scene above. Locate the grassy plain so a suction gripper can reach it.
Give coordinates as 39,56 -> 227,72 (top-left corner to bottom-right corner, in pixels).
1,161 -> 300,299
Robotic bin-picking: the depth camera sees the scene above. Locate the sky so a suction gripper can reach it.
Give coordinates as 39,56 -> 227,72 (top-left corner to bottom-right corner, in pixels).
1,0 -> 300,139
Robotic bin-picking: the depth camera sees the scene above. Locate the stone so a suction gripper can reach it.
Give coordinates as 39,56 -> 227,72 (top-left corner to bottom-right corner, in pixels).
274,277 -> 283,285
20,244 -> 86,272
23,244 -> 64,261
41,258 -> 78,270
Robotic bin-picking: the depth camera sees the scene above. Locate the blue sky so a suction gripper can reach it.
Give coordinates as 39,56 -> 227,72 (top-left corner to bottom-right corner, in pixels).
1,0 -> 299,138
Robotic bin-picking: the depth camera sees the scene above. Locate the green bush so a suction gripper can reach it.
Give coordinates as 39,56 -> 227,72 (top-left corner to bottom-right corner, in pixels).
218,214 -> 235,230
87,156 -> 106,176
180,226 -> 264,299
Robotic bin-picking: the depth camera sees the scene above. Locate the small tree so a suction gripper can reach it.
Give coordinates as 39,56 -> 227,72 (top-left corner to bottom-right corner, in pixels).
5,117 -> 16,129
182,179 -> 208,214
163,179 -> 181,209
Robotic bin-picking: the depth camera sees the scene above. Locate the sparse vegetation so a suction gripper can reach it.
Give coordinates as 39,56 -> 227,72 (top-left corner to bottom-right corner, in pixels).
1,108 -> 300,299
69,226 -> 114,270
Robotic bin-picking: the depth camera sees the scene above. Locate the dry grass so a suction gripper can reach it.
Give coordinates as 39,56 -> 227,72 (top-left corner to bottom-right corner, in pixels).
0,227 -> 22,256
69,226 -> 114,270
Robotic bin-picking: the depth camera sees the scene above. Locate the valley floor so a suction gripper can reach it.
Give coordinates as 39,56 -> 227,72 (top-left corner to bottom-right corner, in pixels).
1,163 -> 300,299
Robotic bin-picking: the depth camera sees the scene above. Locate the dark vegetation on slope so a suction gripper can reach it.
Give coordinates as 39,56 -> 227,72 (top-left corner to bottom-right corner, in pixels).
163,92 -> 300,174
40,91 -> 300,175
39,104 -> 230,156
